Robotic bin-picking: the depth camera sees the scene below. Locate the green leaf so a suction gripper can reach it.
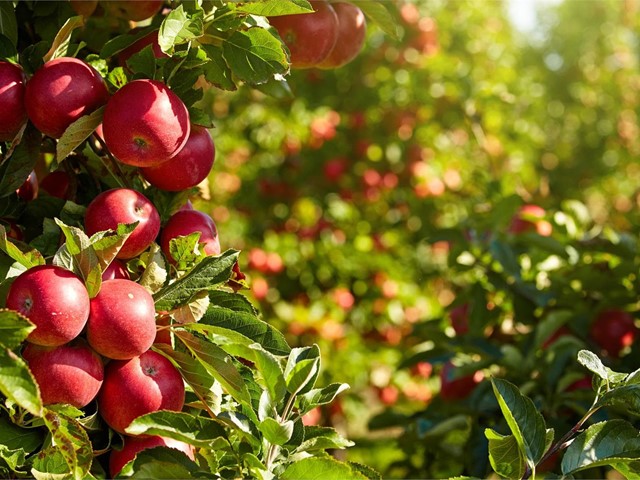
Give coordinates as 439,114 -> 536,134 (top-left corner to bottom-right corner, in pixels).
0,348 -> 42,416
43,15 -> 85,62
252,75 -> 293,99
126,45 -> 157,78
201,45 -> 236,91
349,0 -> 399,40
298,426 -> 354,452
485,428 -> 526,479
196,304 -> 290,356
89,222 -> 137,269
175,329 -> 251,404
168,232 -> 206,271
577,350 -> 624,384
153,250 -> 240,311
595,384 -> 640,416
236,0 -> 313,16
0,310 -> 34,349
158,5 -> 204,55
0,4 -> 17,47
281,457 -> 368,480
0,444 -> 26,472
138,243 -> 167,294
42,408 -> 93,480
0,224 -> 45,269
56,106 -> 104,161
490,378 -> 548,466
53,218 -> 101,298
106,66 -> 128,89
0,124 -> 40,198
561,420 -> 640,475
347,462 -> 382,480
259,417 -> 293,445
153,343 -> 215,404
172,290 -> 210,324
100,28 -> 155,59
299,383 -> 349,413
0,414 -> 42,453
31,447 -> 69,479
222,28 -> 289,85
117,446 -> 205,479
125,410 -> 226,447
209,290 -> 259,315
285,345 -> 320,395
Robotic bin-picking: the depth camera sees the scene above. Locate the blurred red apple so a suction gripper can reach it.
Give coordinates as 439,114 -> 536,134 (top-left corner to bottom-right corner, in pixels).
439,361 -> 483,400
269,0 -> 338,69
509,204 -> 552,236
589,309 -> 637,357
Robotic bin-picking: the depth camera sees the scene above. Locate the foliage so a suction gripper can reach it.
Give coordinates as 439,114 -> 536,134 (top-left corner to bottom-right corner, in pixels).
0,0 -> 397,478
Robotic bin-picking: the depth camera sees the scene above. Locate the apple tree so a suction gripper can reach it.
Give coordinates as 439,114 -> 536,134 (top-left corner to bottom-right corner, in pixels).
0,0 -> 394,478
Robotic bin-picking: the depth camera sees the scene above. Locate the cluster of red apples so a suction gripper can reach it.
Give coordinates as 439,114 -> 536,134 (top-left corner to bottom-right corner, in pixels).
269,0 -> 367,69
0,25 -> 220,477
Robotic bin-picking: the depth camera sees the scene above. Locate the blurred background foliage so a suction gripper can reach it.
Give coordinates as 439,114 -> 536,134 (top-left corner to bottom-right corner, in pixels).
196,0 -> 640,477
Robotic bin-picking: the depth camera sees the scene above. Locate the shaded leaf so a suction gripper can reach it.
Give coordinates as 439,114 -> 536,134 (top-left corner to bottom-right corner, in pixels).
125,410 -> 227,447
118,446 -> 206,479
0,3 -> 17,46
298,426 -> 354,452
299,383 -> 349,413
0,309 -> 34,349
349,0 -> 399,40
0,224 -> 45,269
222,28 -> 288,85
561,420 -> 640,475
259,417 -> 293,445
284,345 -> 320,395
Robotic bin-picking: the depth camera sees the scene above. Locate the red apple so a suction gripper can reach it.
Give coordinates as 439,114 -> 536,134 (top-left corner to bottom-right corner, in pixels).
39,171 -> 71,200
102,79 -> 190,167
98,350 -> 185,434
140,125 -> 215,191
22,341 -> 103,407
118,30 -> 168,67
101,259 -> 130,281
87,279 -> 156,360
84,188 -> 161,259
0,61 -> 27,141
589,309 -> 637,357
269,0 -> 338,69
439,361 -> 483,400
6,265 -> 90,346
160,210 -> 220,264
109,435 -> 195,477
450,303 -> 470,335
101,0 -> 164,21
70,0 -> 98,17
25,57 -> 108,139
16,171 -> 38,201
317,2 -> 366,69
509,204 -> 552,236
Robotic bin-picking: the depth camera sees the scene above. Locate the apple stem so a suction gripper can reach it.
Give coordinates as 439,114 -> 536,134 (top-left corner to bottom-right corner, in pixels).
90,133 -> 132,189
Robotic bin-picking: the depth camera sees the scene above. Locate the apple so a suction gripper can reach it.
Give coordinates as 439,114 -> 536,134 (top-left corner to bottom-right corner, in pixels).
70,0 -> 98,17
16,171 -> 38,201
439,361 -> 483,400
565,376 -> 592,392
98,350 -> 185,434
318,2 -> 366,69
542,325 -> 571,349
140,125 -> 215,191
118,30 -> 168,68
377,385 -> 399,406
102,79 -> 190,167
589,309 -> 637,357
509,204 -> 552,236
269,0 -> 338,69
39,171 -> 71,200
323,157 -> 347,181
25,57 -> 108,139
160,210 -> 220,264
449,303 -> 469,335
84,188 -> 161,259
101,0 -> 164,21
109,435 -> 195,477
22,340 -> 103,407
87,279 -> 156,360
101,259 -> 130,281
0,61 -> 27,141
6,265 -> 90,346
